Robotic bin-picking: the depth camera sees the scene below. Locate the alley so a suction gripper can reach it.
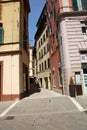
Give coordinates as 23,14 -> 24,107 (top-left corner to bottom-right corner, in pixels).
0,88 -> 87,130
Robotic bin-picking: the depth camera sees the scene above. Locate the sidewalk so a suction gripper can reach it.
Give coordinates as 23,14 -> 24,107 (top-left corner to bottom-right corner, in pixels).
0,101 -> 14,115
76,96 -> 87,110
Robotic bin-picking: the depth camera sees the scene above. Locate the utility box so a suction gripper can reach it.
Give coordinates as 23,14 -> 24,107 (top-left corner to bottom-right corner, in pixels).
69,85 -> 76,97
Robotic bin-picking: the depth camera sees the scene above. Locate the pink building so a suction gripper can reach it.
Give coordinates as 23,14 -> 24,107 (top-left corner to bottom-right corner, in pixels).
47,0 -> 87,96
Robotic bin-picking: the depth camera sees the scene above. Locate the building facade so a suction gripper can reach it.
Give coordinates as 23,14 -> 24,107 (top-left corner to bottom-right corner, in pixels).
29,44 -> 34,81
35,4 -> 51,89
47,0 -> 62,93
47,0 -> 87,96
0,0 -> 30,101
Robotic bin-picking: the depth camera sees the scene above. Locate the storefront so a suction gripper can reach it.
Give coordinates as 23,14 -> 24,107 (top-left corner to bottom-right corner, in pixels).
81,52 -> 87,95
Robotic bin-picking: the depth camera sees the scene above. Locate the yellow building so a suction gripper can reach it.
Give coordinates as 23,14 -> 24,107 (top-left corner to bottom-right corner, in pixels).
35,4 -> 51,89
0,0 -> 30,101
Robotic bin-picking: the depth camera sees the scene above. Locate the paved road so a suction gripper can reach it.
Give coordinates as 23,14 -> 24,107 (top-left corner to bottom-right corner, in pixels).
0,88 -> 87,130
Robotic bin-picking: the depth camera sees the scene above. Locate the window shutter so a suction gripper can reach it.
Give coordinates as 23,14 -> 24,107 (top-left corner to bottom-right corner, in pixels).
81,0 -> 87,10
72,0 -> 78,11
0,28 -> 4,44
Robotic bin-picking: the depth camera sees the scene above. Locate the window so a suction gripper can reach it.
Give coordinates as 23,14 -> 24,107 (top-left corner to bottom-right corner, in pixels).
75,72 -> 81,85
49,23 -> 52,35
44,61 -> 46,70
46,29 -> 48,38
43,34 -> 45,42
41,38 -> 42,45
39,41 -> 40,48
0,26 -> 4,44
39,64 -> 41,72
42,62 -> 43,71
56,30 -> 59,43
54,6 -> 56,21
47,6 -> 50,18
59,68 -> 62,86
81,0 -> 87,10
47,59 -> 50,68
81,21 -> 87,34
47,43 -> 49,52
44,46 -> 46,55
39,52 -> 40,59
72,0 -> 78,11
41,49 -> 43,58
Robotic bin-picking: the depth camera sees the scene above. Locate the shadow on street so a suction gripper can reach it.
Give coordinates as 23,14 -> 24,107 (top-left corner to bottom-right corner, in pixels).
30,83 -> 41,95
84,110 -> 87,114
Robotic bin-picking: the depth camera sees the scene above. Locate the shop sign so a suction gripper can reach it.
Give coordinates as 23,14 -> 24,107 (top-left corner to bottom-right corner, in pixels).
81,54 -> 87,63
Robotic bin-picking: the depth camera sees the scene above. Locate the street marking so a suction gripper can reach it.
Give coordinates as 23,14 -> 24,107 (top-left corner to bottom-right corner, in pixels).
0,100 -> 19,117
68,96 -> 84,112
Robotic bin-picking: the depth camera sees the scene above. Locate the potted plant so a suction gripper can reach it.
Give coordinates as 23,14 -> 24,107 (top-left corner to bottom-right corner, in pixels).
69,76 -> 76,97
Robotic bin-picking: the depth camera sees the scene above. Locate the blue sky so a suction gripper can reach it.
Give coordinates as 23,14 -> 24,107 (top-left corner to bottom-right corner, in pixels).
29,0 -> 46,45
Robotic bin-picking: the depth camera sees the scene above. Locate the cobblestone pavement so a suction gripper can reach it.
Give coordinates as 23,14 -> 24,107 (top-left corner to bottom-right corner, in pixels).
0,88 -> 87,130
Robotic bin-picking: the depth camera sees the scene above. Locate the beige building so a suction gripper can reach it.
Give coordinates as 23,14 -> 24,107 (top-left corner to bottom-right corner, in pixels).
0,0 -> 30,101
58,13 -> 87,96
35,4 -> 51,89
29,44 -> 34,79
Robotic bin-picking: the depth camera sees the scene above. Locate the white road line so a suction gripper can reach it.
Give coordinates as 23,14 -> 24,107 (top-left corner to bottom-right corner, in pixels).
0,100 -> 19,117
68,96 -> 84,112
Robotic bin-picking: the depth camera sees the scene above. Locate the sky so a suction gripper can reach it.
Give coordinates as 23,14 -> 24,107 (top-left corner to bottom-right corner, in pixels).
29,0 -> 46,45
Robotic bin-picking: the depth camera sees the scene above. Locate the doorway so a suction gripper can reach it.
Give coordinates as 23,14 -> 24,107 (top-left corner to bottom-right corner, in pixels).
23,65 -> 28,97
44,77 -> 48,89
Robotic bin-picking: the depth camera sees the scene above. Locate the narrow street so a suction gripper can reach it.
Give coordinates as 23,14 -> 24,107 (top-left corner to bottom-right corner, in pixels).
0,87 -> 87,130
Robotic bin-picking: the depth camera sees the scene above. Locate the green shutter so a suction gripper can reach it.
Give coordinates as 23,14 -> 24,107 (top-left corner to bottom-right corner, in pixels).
72,0 -> 78,11
0,27 -> 4,44
81,0 -> 87,10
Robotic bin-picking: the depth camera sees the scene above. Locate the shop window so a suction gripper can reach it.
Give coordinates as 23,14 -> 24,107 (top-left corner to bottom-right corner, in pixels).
75,72 -> 81,85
